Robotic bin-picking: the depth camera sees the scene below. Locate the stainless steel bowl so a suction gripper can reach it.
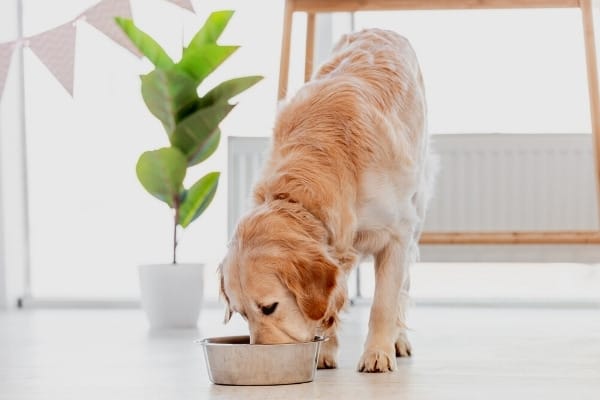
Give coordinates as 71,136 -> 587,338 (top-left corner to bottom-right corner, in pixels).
198,335 -> 326,385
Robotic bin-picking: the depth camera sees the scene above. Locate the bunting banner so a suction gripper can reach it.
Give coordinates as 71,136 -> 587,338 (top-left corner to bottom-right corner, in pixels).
0,43 -> 15,101
28,22 -> 77,95
0,0 -> 194,100
85,0 -> 141,57
166,0 -> 195,13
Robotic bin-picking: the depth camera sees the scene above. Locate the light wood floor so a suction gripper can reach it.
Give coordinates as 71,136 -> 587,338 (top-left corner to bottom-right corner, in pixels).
1,305 -> 599,399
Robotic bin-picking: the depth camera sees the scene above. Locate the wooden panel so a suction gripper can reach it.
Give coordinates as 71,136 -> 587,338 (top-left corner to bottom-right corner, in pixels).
305,13 -> 316,82
581,0 -> 600,224
420,231 -> 600,244
278,0 -> 294,100
291,0 -> 580,12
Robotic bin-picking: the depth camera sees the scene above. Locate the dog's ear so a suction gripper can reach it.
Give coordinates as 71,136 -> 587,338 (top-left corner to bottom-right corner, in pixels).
279,253 -> 338,321
218,263 -> 232,324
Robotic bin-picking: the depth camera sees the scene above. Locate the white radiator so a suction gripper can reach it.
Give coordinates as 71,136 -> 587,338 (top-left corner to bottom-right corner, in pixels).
228,134 -> 600,262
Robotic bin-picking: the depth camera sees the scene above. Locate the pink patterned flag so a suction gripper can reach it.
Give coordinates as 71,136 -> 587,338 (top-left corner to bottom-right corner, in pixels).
29,22 -> 77,96
85,0 -> 141,57
0,42 -> 15,102
166,0 -> 195,13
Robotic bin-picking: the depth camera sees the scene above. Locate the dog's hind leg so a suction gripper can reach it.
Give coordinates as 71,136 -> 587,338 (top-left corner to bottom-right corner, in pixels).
395,160 -> 436,358
394,271 -> 412,357
394,219 -> 418,359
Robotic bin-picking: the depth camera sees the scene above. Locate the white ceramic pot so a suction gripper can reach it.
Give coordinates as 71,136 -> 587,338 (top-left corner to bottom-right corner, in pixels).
138,263 -> 204,329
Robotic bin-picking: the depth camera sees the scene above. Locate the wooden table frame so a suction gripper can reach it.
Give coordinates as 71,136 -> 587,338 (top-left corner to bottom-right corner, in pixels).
277,0 -> 600,245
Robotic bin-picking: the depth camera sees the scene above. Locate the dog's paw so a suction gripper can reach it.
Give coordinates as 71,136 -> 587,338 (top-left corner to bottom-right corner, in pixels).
318,351 -> 338,369
395,332 -> 412,357
317,340 -> 338,369
357,347 -> 397,373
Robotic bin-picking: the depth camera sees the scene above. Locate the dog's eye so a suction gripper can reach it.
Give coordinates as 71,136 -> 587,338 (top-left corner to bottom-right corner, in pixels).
260,302 -> 278,316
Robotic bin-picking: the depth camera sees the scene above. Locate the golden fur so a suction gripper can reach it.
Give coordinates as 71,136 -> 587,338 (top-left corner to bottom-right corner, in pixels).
219,29 -> 434,372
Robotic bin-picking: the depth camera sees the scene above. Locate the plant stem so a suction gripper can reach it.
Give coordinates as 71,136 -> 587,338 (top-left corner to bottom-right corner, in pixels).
173,205 -> 179,265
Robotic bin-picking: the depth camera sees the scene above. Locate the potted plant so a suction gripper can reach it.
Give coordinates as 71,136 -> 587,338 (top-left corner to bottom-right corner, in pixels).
115,11 -> 262,329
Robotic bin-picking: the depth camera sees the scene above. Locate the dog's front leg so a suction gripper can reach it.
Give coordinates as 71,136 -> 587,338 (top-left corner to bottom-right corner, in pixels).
318,278 -> 352,369
357,237 -> 410,372
318,327 -> 339,369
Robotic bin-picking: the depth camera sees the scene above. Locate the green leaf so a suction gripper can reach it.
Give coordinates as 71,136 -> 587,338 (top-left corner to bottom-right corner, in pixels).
114,17 -> 174,69
170,102 -> 234,166
177,44 -> 239,83
179,172 -> 220,228
192,128 -> 221,165
187,10 -> 234,47
178,10 -> 237,83
136,147 -> 187,208
141,69 -> 199,135
199,76 -> 263,107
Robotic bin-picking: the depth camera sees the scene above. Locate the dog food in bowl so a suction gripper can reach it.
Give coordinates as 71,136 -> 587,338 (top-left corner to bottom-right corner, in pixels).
198,335 -> 326,385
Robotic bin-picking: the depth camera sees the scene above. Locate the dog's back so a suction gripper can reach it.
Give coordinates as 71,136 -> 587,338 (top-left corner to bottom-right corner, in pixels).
316,28 -> 424,118
269,29 -> 428,189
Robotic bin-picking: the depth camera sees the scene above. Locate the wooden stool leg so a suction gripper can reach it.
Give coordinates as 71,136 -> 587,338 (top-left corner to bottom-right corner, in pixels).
278,0 -> 294,101
305,12 -> 316,82
581,0 -> 600,224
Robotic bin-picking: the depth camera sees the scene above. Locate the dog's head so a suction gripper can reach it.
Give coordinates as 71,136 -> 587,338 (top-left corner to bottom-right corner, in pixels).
219,201 -> 338,344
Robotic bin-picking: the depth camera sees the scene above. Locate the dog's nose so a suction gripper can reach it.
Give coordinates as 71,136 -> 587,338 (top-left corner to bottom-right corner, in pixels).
253,330 -> 300,345
249,330 -> 265,344
250,333 -> 276,344
250,329 -> 278,345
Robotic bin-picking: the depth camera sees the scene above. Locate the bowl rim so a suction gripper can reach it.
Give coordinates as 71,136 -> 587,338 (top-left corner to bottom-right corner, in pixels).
196,335 -> 327,346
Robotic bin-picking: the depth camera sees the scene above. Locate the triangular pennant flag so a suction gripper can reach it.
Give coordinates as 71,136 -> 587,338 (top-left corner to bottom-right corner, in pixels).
166,0 -> 195,13
85,0 -> 141,57
0,42 -> 16,102
29,23 -> 76,96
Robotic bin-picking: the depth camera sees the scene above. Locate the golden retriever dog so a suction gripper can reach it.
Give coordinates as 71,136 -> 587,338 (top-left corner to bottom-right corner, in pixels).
219,28 -> 434,373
